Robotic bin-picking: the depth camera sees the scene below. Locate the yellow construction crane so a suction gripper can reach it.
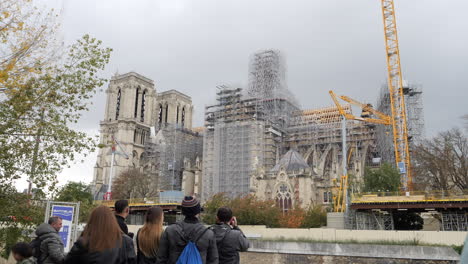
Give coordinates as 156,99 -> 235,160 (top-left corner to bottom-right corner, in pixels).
329,0 -> 413,206
333,148 -> 354,212
380,0 -> 412,191
329,91 -> 391,126
329,90 -> 390,213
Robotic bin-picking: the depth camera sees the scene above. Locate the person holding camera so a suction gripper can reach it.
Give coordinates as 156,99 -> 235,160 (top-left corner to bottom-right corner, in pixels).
209,207 -> 249,264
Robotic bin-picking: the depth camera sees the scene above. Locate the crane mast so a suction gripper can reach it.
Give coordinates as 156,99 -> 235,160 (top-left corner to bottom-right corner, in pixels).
381,0 -> 412,191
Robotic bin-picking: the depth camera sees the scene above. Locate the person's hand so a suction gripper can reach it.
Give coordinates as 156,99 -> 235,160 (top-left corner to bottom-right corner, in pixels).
230,217 -> 237,227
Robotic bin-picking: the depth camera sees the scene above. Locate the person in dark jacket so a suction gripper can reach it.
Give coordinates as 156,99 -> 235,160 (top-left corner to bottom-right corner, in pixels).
157,196 -> 218,264
65,205 -> 136,264
114,200 -> 130,235
35,216 -> 65,264
12,242 -> 36,264
136,207 -> 164,264
210,207 -> 249,264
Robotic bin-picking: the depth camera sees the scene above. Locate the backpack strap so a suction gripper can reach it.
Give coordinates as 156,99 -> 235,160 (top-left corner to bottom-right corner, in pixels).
175,222 -> 208,243
194,227 -> 209,243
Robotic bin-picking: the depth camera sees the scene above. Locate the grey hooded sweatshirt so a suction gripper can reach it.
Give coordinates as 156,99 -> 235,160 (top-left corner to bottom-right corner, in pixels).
35,223 -> 65,264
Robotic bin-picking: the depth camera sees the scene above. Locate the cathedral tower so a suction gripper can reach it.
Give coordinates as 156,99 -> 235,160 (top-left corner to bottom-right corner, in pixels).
93,72 -> 156,198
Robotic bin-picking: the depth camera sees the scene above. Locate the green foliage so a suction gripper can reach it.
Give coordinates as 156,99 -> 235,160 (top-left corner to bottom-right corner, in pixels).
201,193 -> 231,225
55,181 -> 94,222
230,195 -> 281,228
0,33 -> 112,191
201,193 -> 327,228
301,205 -> 327,228
363,163 -> 400,192
0,184 -> 44,258
56,182 -> 93,204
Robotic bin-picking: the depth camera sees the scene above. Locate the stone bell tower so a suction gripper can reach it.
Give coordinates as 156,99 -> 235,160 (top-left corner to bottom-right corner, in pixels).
92,72 -> 156,198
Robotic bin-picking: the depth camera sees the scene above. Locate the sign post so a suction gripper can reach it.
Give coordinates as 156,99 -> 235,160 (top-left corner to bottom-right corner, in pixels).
45,201 -> 80,253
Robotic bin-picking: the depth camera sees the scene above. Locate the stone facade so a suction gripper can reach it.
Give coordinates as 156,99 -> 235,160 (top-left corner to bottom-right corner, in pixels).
92,72 -> 196,198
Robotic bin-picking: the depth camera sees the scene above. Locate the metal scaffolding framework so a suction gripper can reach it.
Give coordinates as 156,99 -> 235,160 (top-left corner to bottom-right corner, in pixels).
348,210 -> 394,230
441,212 -> 468,231
376,81 -> 425,165
142,124 -> 203,192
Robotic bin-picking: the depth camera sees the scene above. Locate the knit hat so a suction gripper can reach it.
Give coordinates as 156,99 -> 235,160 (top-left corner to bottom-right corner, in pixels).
181,196 -> 201,216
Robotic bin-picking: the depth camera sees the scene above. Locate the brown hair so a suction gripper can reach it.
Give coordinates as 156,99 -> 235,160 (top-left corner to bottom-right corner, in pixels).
138,207 -> 164,257
81,205 -> 122,252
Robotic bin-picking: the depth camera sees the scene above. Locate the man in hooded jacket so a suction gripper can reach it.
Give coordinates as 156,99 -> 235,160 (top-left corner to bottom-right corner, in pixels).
35,216 -> 65,264
210,207 -> 249,264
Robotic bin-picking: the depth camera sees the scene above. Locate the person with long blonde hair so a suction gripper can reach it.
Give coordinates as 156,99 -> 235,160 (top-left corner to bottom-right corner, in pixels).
65,205 -> 136,264
136,206 -> 164,264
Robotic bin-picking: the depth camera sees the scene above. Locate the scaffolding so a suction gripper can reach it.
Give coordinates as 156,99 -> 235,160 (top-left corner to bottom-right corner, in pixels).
376,81 -> 425,165
441,211 -> 468,231
142,124 -> 203,192
348,210 -> 394,230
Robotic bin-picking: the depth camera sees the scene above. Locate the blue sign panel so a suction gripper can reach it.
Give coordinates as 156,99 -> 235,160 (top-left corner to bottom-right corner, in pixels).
398,162 -> 406,174
51,205 -> 74,251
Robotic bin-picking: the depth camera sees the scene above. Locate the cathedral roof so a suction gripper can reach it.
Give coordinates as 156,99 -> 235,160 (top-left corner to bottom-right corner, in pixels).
271,149 -> 310,172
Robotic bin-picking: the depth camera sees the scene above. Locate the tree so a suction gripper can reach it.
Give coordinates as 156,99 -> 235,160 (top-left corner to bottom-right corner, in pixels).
1,0 -> 60,91
413,128 -> 468,191
301,205 -> 327,228
0,184 -> 43,258
201,193 -> 231,224
55,182 -> 94,222
0,27 -> 112,190
363,163 -> 400,193
112,169 -> 157,200
56,182 -> 93,203
278,207 -> 305,228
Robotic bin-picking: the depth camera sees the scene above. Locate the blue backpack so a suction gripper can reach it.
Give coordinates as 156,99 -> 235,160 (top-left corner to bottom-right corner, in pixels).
176,224 -> 209,264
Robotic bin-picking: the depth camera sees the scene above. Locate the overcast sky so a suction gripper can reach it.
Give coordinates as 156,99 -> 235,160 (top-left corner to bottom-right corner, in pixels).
18,0 -> 467,190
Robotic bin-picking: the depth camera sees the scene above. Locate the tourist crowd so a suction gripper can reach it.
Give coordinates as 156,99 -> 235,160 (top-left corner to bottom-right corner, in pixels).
12,196 -> 249,264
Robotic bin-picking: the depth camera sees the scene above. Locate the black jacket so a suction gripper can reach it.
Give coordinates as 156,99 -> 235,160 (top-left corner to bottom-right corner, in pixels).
157,217 -> 218,264
115,215 -> 128,235
64,235 -> 136,264
210,223 -> 249,264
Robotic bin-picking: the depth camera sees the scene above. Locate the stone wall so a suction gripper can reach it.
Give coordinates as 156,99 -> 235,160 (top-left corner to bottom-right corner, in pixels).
240,240 -> 459,264
240,252 -> 456,264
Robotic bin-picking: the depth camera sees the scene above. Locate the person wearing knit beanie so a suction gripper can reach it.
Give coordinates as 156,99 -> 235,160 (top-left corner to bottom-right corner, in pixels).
181,196 -> 201,217
157,196 -> 219,263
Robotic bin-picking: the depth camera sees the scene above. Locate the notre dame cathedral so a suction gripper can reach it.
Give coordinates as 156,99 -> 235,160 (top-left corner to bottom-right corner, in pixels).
92,72 -> 202,200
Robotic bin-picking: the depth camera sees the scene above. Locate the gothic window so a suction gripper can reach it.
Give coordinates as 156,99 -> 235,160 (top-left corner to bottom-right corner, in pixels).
176,105 -> 179,124
276,183 -> 292,214
140,90 -> 146,122
133,129 -> 137,143
132,150 -> 139,167
115,89 -> 121,120
181,106 -> 186,128
158,104 -> 163,125
134,87 -> 140,119
323,191 -> 332,203
165,104 -> 168,123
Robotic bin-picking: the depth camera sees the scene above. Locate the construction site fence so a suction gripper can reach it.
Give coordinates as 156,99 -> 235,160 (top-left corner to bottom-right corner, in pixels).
352,190 -> 468,202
